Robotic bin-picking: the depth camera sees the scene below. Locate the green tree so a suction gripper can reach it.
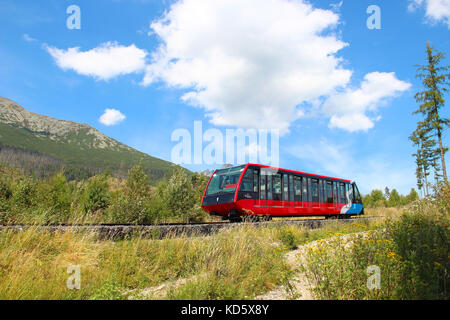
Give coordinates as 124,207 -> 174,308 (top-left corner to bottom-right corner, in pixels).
387,189 -> 401,207
370,189 -> 386,207
384,186 -> 390,200
410,123 -> 437,196
45,171 -> 71,214
109,164 -> 155,224
414,41 -> 449,183
405,188 -> 419,203
83,173 -> 111,213
362,194 -> 372,208
163,168 -> 200,222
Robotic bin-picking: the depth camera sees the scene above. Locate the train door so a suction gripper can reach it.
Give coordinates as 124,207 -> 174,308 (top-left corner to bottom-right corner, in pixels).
293,176 -> 302,208
289,174 -> 295,208
326,181 -> 333,210
302,177 -> 308,208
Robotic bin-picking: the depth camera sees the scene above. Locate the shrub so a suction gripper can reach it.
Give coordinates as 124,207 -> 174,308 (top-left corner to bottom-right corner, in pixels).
43,172 -> 71,215
82,174 -> 111,214
278,228 -> 298,250
109,165 -> 155,224
0,179 -> 12,201
163,168 -> 200,222
301,187 -> 449,300
12,178 -> 36,207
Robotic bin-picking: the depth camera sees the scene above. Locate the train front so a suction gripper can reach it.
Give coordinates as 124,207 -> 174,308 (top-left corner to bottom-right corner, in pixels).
201,165 -> 246,219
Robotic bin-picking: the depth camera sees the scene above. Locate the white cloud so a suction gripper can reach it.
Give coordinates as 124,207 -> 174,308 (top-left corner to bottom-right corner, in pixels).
23,34 -> 37,42
323,72 -> 411,132
143,0 -> 352,135
408,0 -> 450,28
99,108 -> 126,126
46,41 -> 147,81
286,139 -> 416,194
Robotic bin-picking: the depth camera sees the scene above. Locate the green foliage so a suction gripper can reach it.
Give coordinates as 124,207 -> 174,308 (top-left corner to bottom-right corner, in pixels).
82,173 -> 111,214
364,188 -> 420,208
302,186 -> 449,299
405,188 -> 419,204
278,228 -> 298,250
412,42 -> 449,188
385,201 -> 449,299
163,168 -> 205,223
0,120 -> 175,182
387,189 -> 401,207
0,161 -> 209,224
12,178 -> 37,208
43,172 -> 71,214
0,179 -> 12,201
109,165 -> 155,224
89,279 -> 125,300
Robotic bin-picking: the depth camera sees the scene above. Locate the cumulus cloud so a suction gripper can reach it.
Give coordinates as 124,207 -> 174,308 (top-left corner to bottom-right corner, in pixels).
46,41 -> 147,81
99,108 -> 126,126
408,0 -> 450,28
323,72 -> 411,132
143,0 -> 352,134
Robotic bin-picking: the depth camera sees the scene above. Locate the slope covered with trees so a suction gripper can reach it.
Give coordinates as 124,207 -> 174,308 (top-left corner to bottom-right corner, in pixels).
0,98 -> 178,181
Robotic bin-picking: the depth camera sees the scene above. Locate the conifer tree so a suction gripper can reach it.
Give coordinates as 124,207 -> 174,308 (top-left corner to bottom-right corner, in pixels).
414,42 -> 449,183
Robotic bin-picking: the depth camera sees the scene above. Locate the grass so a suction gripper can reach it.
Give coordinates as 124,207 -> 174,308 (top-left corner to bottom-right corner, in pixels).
0,198 -> 443,300
299,188 -> 449,300
0,225 -> 290,300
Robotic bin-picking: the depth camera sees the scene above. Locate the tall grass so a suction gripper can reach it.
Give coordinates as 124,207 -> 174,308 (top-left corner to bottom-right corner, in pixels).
0,225 -> 290,300
300,185 -> 450,300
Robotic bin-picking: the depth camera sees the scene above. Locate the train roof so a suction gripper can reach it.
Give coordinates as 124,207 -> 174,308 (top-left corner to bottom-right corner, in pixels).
247,163 -> 352,183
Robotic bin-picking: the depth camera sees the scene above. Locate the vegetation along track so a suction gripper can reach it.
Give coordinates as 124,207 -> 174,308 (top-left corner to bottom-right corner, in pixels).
0,217 -> 382,240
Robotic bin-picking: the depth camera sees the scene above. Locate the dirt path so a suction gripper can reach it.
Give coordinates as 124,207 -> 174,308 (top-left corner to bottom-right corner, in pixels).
254,243 -> 315,300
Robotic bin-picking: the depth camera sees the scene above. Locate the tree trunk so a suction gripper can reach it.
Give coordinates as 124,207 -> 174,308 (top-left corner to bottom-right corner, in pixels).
437,128 -> 448,183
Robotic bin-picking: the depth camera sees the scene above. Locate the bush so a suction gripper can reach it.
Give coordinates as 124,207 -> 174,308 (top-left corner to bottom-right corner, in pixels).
163,168 -> 204,222
0,180 -> 12,201
278,228 -> 298,250
42,172 -> 71,215
82,174 -> 111,214
301,186 -> 449,300
109,165 -> 156,224
12,178 -> 36,207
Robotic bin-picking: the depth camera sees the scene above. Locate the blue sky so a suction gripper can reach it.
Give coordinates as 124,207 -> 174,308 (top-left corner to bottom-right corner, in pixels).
0,0 -> 449,194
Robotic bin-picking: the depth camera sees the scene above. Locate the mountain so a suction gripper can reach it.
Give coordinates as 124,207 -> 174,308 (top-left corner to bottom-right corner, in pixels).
0,97 -> 178,180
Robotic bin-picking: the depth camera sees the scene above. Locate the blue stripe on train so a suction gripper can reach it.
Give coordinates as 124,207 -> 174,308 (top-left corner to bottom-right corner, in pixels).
344,203 -> 363,214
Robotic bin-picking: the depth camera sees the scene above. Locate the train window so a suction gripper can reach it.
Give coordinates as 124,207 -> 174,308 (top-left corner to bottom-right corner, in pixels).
326,181 -> 333,203
294,176 -> 302,202
311,179 -> 319,203
282,174 -> 289,201
339,183 -> 346,203
307,178 -> 312,203
240,168 -> 253,192
333,182 -> 338,204
289,175 -> 294,202
260,173 -> 266,200
319,180 -> 324,203
354,184 -> 362,203
267,174 -> 273,200
302,178 -> 308,203
273,174 -> 282,201
253,169 -> 259,193
347,183 -> 353,202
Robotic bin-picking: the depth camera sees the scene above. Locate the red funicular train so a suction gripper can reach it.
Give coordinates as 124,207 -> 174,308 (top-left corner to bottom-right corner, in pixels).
201,163 -> 364,221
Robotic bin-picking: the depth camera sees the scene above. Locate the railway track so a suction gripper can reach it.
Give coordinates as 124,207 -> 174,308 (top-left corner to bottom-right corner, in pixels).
0,216 -> 383,239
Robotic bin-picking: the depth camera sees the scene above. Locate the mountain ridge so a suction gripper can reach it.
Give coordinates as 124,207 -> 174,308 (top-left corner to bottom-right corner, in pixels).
0,97 -> 177,180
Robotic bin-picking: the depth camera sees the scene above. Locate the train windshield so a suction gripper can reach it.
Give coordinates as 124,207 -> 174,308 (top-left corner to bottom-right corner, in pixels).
205,165 -> 245,196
